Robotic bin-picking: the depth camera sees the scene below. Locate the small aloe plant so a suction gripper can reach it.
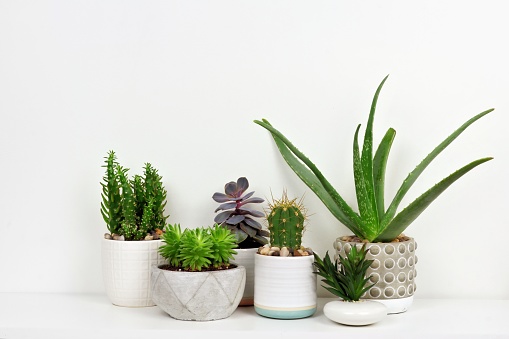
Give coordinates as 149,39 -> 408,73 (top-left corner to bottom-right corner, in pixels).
313,245 -> 374,302
159,224 -> 238,271
254,76 -> 493,242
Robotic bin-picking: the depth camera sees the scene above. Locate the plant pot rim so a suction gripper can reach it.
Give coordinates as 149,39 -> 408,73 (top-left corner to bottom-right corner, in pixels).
102,238 -> 163,241
154,264 -> 244,273
255,253 -> 314,259
336,235 -> 415,244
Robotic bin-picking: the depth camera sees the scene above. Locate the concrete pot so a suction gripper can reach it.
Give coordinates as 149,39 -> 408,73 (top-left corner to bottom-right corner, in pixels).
333,237 -> 417,314
254,254 -> 317,319
101,238 -> 166,307
151,265 -> 246,321
232,248 -> 257,306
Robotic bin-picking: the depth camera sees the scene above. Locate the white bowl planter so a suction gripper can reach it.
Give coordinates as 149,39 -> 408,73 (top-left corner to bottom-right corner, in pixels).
254,254 -> 316,319
334,237 -> 417,314
324,300 -> 387,326
151,265 -> 246,321
101,239 -> 166,307
233,248 -> 258,306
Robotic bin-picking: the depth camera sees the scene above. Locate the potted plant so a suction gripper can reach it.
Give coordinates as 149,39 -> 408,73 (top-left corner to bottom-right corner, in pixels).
254,192 -> 316,319
254,76 -> 493,313
314,245 -> 387,326
151,224 -> 246,321
213,177 -> 268,305
100,150 -> 169,307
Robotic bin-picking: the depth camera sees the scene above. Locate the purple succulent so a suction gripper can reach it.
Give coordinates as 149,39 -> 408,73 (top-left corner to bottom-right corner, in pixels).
213,177 -> 269,248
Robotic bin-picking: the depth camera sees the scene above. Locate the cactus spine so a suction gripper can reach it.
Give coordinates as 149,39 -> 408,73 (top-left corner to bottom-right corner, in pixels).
267,192 -> 307,250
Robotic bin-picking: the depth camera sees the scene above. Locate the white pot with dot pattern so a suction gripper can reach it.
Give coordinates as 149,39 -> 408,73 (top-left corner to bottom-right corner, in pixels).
333,237 -> 417,314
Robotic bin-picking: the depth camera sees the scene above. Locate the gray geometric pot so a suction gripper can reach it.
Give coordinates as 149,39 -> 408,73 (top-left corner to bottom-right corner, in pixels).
151,264 -> 246,321
333,237 -> 417,314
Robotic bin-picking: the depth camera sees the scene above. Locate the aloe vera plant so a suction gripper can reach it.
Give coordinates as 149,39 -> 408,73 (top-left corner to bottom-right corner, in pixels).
254,76 -> 493,242
313,245 -> 374,302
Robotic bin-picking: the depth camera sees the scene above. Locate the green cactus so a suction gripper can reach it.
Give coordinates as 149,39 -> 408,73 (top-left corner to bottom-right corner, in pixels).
267,192 -> 307,250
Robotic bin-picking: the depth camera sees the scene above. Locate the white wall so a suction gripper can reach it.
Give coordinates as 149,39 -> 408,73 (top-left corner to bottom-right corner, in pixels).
1,0 -> 507,299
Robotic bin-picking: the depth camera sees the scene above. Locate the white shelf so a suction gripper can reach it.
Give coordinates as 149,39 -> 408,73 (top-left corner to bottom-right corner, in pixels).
1,294 -> 508,338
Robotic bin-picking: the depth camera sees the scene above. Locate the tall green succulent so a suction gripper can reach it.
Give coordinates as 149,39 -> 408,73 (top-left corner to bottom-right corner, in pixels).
254,76 -> 493,242
159,224 -> 237,271
100,151 -> 122,235
313,245 -> 374,302
267,192 -> 307,250
100,151 -> 169,240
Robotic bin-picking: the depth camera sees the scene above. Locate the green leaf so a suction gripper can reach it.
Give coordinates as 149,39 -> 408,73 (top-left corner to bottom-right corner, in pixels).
373,128 -> 396,226
376,157 -> 493,242
381,108 -> 494,231
254,119 -> 364,235
353,125 -> 376,240
359,75 -> 389,236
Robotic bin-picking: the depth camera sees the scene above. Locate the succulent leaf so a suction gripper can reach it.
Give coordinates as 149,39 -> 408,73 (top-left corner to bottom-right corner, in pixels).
212,192 -> 235,203
239,223 -> 257,238
237,207 -> 265,217
236,177 -> 249,193
239,197 -> 265,205
215,202 -> 237,212
244,217 -> 262,229
214,210 -> 233,224
226,214 -> 245,225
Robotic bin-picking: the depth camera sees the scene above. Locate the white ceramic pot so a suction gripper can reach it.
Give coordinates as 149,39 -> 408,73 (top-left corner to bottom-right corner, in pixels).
323,300 -> 387,326
232,248 -> 258,306
334,237 -> 417,314
254,254 -> 316,319
101,239 -> 166,307
151,265 -> 246,321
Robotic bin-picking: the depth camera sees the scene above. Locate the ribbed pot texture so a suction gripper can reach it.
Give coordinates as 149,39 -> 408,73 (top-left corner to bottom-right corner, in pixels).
254,254 -> 316,319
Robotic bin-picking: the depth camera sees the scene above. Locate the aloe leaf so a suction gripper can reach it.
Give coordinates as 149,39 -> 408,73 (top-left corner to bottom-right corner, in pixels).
254,119 -> 364,235
373,128 -> 396,224
360,75 -> 389,230
376,157 -> 493,242
381,108 -> 494,230
353,125 -> 375,240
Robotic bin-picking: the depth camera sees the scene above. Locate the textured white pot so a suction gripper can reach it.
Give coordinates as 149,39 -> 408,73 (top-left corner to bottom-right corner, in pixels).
151,265 -> 246,321
334,237 -> 417,314
232,248 -> 257,306
254,254 -> 316,319
323,300 -> 387,326
101,239 -> 166,307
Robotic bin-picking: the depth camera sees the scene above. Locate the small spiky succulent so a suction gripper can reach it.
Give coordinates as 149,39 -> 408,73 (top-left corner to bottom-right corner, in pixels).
100,150 -> 169,240
159,224 -> 237,272
213,177 -> 269,248
313,244 -> 374,302
267,191 -> 307,250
